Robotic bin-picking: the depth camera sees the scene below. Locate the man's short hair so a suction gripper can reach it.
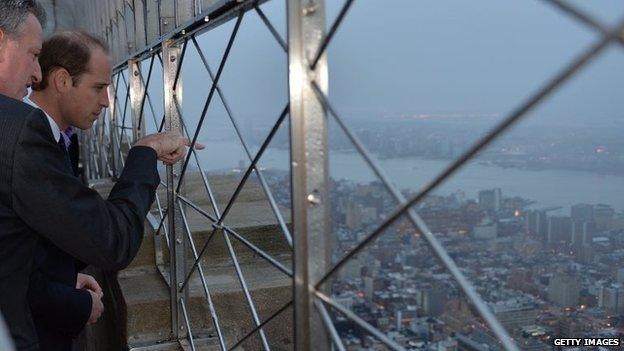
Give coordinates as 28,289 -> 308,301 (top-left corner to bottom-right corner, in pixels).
32,31 -> 109,91
0,0 -> 46,37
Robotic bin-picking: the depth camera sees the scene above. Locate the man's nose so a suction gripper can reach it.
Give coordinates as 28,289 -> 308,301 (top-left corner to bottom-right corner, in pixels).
100,88 -> 110,108
32,61 -> 42,84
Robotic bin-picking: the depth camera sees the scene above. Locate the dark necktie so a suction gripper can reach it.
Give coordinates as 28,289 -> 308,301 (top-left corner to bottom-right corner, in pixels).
57,136 -> 74,175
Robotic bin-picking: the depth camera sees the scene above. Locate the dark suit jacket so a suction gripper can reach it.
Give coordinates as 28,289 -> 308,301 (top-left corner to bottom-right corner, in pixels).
28,138 -> 92,351
0,94 -> 159,351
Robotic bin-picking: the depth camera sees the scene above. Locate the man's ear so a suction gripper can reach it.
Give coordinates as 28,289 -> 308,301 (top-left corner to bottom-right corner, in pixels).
52,68 -> 73,93
0,30 -> 6,63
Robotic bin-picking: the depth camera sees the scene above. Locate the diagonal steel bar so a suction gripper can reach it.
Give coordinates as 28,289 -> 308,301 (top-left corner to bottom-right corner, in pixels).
99,108 -> 111,176
190,36 -> 293,246
315,291 -> 405,351
144,91 -> 162,133
174,97 -> 221,219
120,68 -> 129,90
540,0 -> 624,46
317,20 -> 614,292
227,300 -> 293,351
150,207 -> 171,287
314,21 -> 621,290
119,82 -> 131,144
114,71 -> 122,99
136,53 -> 164,132
179,297 -> 197,351
137,54 -> 156,131
223,227 -> 292,276
158,113 -> 166,132
108,73 -> 122,177
221,226 -> 271,350
109,88 -> 127,170
152,212 -> 171,287
154,205 -> 171,248
178,198 -> 228,351
313,20 -> 623,351
176,194 -> 218,222
179,104 -> 290,291
176,12 -> 245,193
314,300 -> 346,351
112,129 -> 126,168
254,4 -> 287,52
310,0 -> 355,70
311,81 -> 518,350
173,39 -> 188,92
176,193 -> 292,276
154,182 -> 170,240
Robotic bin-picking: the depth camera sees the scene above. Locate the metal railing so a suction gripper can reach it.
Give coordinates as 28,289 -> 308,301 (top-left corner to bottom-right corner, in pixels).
77,0 -> 624,350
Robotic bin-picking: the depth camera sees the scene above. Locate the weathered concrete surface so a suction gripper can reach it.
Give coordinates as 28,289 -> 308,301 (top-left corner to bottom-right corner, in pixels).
83,173 -> 293,350
38,0 -> 80,36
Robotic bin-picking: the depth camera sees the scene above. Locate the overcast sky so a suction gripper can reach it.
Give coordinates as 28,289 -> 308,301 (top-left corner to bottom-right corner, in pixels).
137,0 -> 624,138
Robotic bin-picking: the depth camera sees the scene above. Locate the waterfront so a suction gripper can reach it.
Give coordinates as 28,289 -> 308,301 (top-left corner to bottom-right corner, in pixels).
196,140 -> 624,212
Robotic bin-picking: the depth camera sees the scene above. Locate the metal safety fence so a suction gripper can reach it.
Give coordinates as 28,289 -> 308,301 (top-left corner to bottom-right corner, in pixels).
76,0 -> 624,350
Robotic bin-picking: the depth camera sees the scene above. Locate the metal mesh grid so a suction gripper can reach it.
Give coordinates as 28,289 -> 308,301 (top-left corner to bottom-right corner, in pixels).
77,0 -> 624,350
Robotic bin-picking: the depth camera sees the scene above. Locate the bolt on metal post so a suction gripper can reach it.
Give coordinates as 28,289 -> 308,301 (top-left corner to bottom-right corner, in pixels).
288,0 -> 331,350
163,38 -> 188,340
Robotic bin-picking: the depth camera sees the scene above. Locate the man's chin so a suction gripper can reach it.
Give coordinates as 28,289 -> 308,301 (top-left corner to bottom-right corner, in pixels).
80,122 -> 96,130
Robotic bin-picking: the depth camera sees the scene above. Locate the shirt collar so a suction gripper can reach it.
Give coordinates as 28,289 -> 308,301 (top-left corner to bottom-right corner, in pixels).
23,95 -> 74,148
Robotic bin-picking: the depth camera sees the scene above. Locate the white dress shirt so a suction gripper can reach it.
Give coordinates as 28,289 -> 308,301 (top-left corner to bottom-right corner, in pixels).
23,95 -> 62,143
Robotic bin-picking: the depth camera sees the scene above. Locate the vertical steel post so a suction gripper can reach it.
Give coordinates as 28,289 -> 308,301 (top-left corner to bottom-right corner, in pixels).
129,59 -> 147,141
163,38 -> 188,341
288,0 -> 331,350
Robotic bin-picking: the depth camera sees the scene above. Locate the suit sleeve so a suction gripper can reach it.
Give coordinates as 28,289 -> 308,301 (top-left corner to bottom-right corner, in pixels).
28,270 -> 91,337
12,109 -> 160,270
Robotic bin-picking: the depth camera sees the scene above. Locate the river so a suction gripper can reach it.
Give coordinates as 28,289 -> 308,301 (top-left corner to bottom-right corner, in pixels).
195,140 -> 624,212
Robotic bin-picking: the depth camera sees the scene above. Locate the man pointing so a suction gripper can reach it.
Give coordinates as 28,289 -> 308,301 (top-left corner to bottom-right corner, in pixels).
0,1 -> 200,350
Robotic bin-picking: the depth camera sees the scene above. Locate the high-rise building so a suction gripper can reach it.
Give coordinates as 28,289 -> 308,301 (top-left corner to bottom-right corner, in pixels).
600,284 -> 624,314
478,188 -> 502,212
526,210 -> 548,239
490,301 -> 538,332
571,203 -> 594,222
594,204 -> 615,231
416,284 -> 447,317
364,276 -> 374,303
547,216 -> 572,245
548,273 -> 580,308
473,218 -> 497,240
571,221 -> 595,246
617,269 -> 624,285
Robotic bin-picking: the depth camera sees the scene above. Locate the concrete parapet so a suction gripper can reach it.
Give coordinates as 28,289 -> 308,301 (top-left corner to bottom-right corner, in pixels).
82,173 -> 292,350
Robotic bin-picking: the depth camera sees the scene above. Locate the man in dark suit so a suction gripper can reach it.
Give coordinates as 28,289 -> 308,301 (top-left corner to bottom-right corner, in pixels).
0,2 -> 200,350
24,31 -> 116,350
